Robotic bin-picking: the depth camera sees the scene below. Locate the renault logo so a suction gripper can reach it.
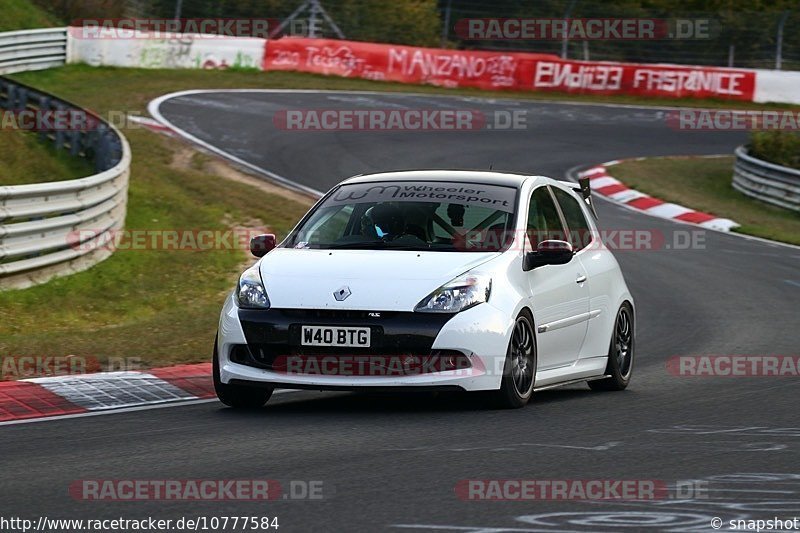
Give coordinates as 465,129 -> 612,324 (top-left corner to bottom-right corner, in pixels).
333,286 -> 352,301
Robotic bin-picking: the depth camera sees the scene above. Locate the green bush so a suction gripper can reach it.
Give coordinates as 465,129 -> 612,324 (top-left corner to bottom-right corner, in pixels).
147,0 -> 441,46
1,0 -> 62,31
748,131 -> 800,170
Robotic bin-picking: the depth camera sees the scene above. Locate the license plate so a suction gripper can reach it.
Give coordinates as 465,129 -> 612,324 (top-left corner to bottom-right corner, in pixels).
301,326 -> 371,347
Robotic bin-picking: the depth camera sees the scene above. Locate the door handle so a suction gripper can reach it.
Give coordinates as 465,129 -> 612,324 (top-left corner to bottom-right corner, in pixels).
576,274 -> 587,284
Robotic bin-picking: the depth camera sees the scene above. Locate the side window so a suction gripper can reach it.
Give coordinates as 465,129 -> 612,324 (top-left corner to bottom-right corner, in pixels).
552,188 -> 592,251
527,187 -> 566,247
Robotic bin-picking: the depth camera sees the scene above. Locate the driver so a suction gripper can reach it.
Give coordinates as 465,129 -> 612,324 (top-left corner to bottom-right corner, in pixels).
363,203 -> 405,240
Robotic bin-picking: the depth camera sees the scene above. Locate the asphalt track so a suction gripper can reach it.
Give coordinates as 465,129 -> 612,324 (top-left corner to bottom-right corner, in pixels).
4,91 -> 800,532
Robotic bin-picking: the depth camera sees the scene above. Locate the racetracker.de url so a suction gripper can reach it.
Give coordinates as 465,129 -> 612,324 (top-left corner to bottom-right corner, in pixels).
0,516 -> 280,532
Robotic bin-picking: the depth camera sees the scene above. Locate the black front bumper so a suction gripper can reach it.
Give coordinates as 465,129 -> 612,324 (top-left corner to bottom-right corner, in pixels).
235,308 -> 457,370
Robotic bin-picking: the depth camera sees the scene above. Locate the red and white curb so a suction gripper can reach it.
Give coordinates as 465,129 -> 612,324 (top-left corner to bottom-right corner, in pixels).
128,115 -> 176,135
578,160 -> 740,232
0,363 -> 214,424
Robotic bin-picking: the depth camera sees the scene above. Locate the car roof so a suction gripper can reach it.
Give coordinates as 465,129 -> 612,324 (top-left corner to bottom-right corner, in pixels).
341,170 -> 540,188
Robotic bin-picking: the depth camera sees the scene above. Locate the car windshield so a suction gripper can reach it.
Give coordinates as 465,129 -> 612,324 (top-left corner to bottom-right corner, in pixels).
286,180 -> 518,252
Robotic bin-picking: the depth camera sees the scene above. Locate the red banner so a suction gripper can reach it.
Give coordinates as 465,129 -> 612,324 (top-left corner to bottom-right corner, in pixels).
263,38 -> 755,101
522,59 -> 755,100
263,37 -> 557,91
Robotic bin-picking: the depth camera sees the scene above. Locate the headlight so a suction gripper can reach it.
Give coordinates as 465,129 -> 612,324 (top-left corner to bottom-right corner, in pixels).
415,273 -> 491,313
236,263 -> 270,309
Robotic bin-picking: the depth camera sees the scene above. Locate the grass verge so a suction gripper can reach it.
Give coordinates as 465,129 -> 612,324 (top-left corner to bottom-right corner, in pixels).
0,130 -> 95,185
0,0 -> 60,32
611,156 -> 800,246
0,70 -> 331,371
0,133 -> 311,371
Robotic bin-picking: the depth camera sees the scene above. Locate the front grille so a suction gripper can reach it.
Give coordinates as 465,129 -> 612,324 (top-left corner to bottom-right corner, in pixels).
235,307 -> 459,373
228,344 -> 471,375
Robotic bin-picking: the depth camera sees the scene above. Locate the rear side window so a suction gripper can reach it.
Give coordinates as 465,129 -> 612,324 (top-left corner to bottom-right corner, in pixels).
552,188 -> 592,251
527,187 -> 566,247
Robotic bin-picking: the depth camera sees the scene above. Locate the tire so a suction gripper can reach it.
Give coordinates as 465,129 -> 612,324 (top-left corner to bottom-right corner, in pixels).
491,311 -> 537,409
589,303 -> 634,391
213,337 -> 273,408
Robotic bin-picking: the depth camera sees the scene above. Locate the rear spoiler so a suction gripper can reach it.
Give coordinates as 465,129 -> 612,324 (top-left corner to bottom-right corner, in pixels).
566,178 -> 598,219
577,176 -> 598,218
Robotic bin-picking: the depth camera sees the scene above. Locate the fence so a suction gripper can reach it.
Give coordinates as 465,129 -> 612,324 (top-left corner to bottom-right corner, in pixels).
0,28 -> 68,75
128,0 -> 799,70
437,3 -> 800,71
0,29 -> 131,290
733,146 -> 800,212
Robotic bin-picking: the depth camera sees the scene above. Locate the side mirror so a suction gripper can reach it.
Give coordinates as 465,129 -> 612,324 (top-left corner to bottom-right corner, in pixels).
523,240 -> 574,271
250,234 -> 277,257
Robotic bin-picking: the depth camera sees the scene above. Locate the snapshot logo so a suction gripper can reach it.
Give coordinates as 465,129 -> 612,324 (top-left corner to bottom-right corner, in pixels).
455,479 -> 709,500
273,109 -> 528,131
727,518 -> 800,532
667,355 -> 800,377
454,18 -> 712,41
69,18 -> 280,39
667,109 -> 800,131
69,479 -> 324,501
1,356 -> 141,380
66,227 -> 269,252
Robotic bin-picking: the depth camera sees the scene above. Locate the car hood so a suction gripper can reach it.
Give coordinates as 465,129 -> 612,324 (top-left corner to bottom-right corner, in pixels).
258,248 -> 499,311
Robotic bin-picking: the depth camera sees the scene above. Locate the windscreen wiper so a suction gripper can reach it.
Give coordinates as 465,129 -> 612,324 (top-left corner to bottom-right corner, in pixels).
327,240 -> 388,249
326,240 -> 429,250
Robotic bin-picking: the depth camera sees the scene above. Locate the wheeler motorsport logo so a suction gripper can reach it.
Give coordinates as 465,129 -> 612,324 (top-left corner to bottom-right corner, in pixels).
328,182 -> 515,209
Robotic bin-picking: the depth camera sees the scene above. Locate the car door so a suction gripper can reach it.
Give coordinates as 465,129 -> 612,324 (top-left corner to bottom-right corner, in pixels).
525,186 -> 590,370
551,185 -> 616,361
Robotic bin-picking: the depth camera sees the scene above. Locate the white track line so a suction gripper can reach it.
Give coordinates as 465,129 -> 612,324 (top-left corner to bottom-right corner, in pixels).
148,91 -> 325,197
148,88 -> 775,201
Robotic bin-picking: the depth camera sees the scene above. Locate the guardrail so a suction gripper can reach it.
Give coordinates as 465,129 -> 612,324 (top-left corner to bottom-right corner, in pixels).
0,41 -> 130,289
0,27 -> 67,75
733,146 -> 800,212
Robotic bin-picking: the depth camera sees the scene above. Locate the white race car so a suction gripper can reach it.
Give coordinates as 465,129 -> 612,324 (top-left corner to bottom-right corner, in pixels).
214,170 -> 635,408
